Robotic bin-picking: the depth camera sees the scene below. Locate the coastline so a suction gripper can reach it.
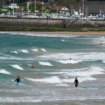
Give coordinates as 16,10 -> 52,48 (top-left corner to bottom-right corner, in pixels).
31,31 -> 105,36
1,31 -> 105,36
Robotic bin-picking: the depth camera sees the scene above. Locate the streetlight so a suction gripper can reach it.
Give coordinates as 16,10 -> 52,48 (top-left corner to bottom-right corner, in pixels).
27,2 -> 31,13
34,0 -> 36,13
82,0 -> 85,16
42,0 -> 44,13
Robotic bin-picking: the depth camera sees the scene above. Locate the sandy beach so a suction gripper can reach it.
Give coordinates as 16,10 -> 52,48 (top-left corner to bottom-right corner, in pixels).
33,31 -> 105,36
4,31 -> 105,36
1,100 -> 105,105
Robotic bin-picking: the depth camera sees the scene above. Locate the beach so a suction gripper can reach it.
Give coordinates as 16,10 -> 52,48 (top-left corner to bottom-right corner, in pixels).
1,99 -> 105,105
1,31 -> 105,36
33,31 -> 105,36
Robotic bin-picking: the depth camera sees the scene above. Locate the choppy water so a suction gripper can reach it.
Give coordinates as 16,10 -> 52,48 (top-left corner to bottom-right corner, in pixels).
0,32 -> 105,104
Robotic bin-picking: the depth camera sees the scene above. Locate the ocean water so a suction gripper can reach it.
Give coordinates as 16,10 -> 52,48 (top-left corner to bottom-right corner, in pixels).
0,32 -> 105,104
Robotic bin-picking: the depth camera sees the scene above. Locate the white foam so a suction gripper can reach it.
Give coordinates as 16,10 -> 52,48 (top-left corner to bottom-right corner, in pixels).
68,66 -> 104,77
31,48 -> 39,52
0,97 -> 42,103
0,56 -> 35,60
52,66 -> 104,77
41,48 -> 47,52
78,76 -> 96,82
61,39 -> 65,42
19,49 -> 29,53
102,60 -> 105,63
10,51 -> 19,54
62,77 -> 96,83
26,66 -> 103,83
39,62 -> 53,66
56,83 -> 69,87
39,52 -> 105,63
27,76 -> 62,84
58,60 -> 79,64
10,64 -> 24,70
45,66 -> 104,83
0,95 -> 104,102
0,31 -> 79,38
26,75 -> 96,84
0,69 -> 10,75
93,36 -> 105,44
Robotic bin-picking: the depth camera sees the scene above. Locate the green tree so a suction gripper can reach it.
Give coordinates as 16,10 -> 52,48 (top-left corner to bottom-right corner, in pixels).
55,0 -> 81,10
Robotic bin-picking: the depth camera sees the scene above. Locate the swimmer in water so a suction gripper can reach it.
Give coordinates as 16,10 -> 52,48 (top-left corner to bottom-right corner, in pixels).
31,64 -> 35,68
15,76 -> 21,83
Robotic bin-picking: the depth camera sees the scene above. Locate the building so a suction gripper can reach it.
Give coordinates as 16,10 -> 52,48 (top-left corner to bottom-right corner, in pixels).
80,0 -> 105,15
50,6 -> 69,13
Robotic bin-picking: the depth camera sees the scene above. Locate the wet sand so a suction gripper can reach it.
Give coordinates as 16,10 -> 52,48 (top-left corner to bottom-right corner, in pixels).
1,31 -> 105,36
1,100 -> 105,105
22,31 -> 105,36
33,31 -> 105,36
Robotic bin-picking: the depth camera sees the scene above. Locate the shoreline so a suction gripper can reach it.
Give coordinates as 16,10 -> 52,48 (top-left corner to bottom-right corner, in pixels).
1,31 -> 105,36
0,31 -> 105,36
32,31 -> 105,36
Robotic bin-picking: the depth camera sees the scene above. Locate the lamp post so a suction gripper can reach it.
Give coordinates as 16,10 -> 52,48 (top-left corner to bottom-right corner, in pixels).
42,0 -> 44,13
27,2 -> 31,13
34,0 -> 36,13
82,0 -> 85,16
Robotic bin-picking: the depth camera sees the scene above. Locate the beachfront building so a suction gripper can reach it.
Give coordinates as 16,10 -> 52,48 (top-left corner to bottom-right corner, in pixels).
50,6 -> 69,13
80,0 -> 105,15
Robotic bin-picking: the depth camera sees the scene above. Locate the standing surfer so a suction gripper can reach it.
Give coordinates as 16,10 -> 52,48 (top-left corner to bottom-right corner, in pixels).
74,77 -> 79,87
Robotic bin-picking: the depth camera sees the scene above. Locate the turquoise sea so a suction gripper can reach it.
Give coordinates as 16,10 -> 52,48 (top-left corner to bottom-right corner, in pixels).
0,32 -> 105,104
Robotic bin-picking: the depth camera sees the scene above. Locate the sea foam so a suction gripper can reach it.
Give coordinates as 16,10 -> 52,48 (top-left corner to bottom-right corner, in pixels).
27,76 -> 62,84
41,48 -> 47,52
0,97 -> 42,103
31,48 -> 39,52
38,62 -> 53,66
39,52 -> 105,63
93,36 -> 105,44
0,31 -> 79,38
49,66 -> 104,77
10,51 -> 19,54
0,69 -> 10,75
58,60 -> 79,64
19,49 -> 29,53
10,64 -> 24,70
41,66 -> 104,83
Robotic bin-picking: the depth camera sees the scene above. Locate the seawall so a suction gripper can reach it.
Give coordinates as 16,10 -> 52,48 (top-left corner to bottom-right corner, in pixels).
0,18 -> 63,26
0,17 -> 105,27
0,18 -> 105,31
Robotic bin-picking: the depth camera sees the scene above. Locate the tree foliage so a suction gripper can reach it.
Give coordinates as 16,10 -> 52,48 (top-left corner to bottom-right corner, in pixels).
55,0 -> 81,9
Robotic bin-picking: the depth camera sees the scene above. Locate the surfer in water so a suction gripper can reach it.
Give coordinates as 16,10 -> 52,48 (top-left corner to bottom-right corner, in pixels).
31,64 -> 35,69
15,76 -> 21,83
74,77 -> 79,87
